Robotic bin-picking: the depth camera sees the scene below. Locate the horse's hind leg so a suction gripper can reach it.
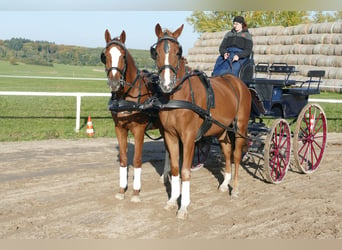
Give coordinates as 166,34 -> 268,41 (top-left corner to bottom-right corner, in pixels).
219,132 -> 233,193
231,124 -> 249,198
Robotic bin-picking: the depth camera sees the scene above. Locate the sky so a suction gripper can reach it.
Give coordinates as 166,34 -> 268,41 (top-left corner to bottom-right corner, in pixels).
0,11 -> 198,55
0,0 -> 340,56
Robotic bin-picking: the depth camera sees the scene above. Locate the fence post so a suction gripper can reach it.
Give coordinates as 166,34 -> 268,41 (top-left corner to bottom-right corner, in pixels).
75,94 -> 81,132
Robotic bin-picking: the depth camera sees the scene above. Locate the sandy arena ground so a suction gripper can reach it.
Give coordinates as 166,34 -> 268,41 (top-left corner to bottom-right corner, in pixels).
0,133 -> 341,239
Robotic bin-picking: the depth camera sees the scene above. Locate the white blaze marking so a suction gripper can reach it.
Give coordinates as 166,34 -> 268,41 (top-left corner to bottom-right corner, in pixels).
164,52 -> 171,88
109,47 -> 121,75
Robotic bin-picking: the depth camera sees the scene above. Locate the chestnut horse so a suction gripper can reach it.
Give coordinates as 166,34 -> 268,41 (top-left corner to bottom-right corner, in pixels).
101,29 -> 162,202
151,24 -> 251,219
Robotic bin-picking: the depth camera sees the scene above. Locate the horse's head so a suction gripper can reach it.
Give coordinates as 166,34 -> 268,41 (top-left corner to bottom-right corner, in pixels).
150,23 -> 184,93
101,29 -> 128,92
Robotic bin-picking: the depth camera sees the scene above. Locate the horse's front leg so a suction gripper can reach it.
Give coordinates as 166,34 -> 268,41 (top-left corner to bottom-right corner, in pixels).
115,126 -> 128,201
130,126 -> 146,203
176,139 -> 195,220
163,134 -> 181,211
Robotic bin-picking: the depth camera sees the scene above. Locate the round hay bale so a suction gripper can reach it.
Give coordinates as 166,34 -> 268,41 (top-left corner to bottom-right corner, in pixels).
327,45 -> 336,56
293,44 -> 304,54
304,55 -> 318,66
270,45 -> 282,55
311,23 -> 334,34
316,56 -> 334,67
302,34 -> 321,44
330,34 -> 342,44
300,45 -> 314,54
333,44 -> 342,55
293,24 -> 308,35
253,36 -> 269,45
254,27 -> 268,36
266,26 -> 284,36
335,68 -> 342,79
306,23 -> 315,34
278,36 -> 289,45
285,54 -> 298,65
254,45 -> 270,55
326,68 -> 337,79
280,45 -> 293,55
312,44 -> 322,54
331,22 -> 342,33
333,56 -> 342,67
319,45 -> 330,55
284,26 -> 295,35
322,34 -> 334,44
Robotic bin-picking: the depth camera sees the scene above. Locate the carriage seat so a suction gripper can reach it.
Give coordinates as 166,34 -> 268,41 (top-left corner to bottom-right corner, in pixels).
239,51 -> 254,81
284,70 -> 325,96
253,63 -> 297,86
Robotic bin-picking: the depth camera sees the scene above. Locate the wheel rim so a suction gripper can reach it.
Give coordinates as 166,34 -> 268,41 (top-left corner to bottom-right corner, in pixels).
294,104 -> 327,173
264,119 -> 291,183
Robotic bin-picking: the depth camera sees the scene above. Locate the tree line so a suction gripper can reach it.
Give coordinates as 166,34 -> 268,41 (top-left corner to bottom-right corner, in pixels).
187,11 -> 342,33
0,38 -> 155,70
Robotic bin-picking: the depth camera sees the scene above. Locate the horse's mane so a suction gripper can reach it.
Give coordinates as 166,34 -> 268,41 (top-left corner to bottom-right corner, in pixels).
162,29 -> 173,35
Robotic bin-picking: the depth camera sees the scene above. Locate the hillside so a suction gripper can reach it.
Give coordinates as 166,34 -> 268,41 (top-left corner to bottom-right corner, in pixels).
0,38 -> 155,70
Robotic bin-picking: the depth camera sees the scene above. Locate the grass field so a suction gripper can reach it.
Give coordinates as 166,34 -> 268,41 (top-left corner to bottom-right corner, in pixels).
0,60 -> 341,141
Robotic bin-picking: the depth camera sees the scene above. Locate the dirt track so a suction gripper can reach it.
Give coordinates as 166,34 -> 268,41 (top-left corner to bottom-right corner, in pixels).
0,134 -> 341,239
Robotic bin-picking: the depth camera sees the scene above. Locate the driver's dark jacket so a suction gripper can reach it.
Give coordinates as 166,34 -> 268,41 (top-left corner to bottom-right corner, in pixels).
218,28 -> 253,59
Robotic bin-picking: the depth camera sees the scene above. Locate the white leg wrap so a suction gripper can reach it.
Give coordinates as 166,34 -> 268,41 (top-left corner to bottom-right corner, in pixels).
223,172 -> 232,186
181,181 -> 190,208
133,168 -> 142,190
119,166 -> 128,188
170,175 -> 180,201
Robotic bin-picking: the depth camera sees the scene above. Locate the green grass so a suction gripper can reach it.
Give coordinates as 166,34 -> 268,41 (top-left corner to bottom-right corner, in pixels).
0,60 -> 341,141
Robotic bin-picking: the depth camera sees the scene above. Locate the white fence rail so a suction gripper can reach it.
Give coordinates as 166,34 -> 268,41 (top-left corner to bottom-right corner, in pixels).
0,91 -> 341,133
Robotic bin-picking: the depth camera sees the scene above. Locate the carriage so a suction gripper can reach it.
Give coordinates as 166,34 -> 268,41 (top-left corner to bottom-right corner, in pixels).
191,60 -> 328,184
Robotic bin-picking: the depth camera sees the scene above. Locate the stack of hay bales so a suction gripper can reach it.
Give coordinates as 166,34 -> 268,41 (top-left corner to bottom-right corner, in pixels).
187,22 -> 342,91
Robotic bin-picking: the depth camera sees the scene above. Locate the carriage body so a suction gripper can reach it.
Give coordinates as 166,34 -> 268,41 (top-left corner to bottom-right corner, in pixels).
193,61 -> 328,184
234,61 -> 328,183
244,62 -> 323,119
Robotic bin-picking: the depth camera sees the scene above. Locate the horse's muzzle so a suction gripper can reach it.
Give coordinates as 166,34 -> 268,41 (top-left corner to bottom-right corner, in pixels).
107,78 -> 121,92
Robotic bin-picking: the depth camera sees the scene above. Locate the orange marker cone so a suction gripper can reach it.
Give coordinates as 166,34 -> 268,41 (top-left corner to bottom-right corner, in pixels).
86,116 -> 94,137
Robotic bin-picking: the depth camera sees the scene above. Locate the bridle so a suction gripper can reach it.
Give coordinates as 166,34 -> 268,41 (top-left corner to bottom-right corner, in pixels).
150,33 -> 183,77
101,38 -> 128,85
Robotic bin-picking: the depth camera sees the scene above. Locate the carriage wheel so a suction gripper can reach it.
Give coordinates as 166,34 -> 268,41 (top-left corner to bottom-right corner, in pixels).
191,137 -> 211,171
263,119 -> 291,184
293,103 -> 327,174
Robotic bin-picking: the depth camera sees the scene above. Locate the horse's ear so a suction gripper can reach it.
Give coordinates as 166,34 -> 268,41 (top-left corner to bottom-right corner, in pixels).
105,29 -> 111,43
173,24 -> 184,39
155,23 -> 163,38
120,30 -> 126,44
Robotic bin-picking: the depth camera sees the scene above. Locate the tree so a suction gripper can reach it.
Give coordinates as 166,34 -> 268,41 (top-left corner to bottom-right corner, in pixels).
186,11 -> 334,33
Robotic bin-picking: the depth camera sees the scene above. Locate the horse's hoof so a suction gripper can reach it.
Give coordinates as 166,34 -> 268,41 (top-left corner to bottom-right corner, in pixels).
176,208 -> 188,220
231,190 -> 239,199
115,193 -> 125,200
130,195 -> 141,203
164,200 -> 177,211
219,184 -> 229,192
